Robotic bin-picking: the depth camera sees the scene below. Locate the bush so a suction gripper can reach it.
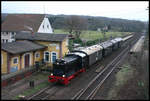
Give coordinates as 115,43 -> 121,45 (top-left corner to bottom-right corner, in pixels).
68,39 -> 74,51
73,38 -> 82,43
85,39 -> 100,46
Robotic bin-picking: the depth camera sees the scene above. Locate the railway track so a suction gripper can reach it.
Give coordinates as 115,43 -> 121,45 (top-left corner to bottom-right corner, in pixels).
71,34 -> 141,100
26,86 -> 50,100
25,33 -> 141,100
26,84 -> 63,100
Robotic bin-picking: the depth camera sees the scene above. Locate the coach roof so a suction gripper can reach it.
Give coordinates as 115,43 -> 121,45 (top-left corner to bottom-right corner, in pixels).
15,32 -> 68,42
80,44 -> 103,55
99,40 -> 113,49
114,37 -> 123,42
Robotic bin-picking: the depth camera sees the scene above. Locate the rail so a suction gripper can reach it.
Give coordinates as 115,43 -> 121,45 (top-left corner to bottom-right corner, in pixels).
25,33 -> 141,100
71,34 -> 140,100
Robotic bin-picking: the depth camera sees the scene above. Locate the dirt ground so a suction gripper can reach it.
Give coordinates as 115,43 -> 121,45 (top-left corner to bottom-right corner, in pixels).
1,72 -> 50,100
94,34 -> 149,100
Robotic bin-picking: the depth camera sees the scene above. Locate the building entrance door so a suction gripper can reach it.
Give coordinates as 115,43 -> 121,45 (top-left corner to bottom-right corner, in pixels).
25,54 -> 30,68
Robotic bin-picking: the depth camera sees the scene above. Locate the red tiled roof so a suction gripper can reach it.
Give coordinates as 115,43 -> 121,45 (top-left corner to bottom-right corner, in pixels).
1,14 -> 45,32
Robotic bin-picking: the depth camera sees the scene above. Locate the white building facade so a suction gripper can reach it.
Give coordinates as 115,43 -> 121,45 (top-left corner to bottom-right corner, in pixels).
1,14 -> 53,43
1,32 -> 16,43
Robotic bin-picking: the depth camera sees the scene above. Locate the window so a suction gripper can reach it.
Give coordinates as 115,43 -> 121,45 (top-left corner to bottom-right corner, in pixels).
44,52 -> 50,62
51,52 -> 57,63
2,39 -> 5,43
11,32 -> 15,38
5,39 -> 8,43
13,57 -> 18,64
3,32 -> 6,36
11,32 -> 14,36
43,25 -> 44,29
56,45 -> 59,50
6,32 -> 8,35
47,25 -> 49,28
35,52 -> 40,58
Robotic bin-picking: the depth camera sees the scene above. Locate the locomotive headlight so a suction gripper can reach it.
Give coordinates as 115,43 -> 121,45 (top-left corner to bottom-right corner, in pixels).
62,75 -> 65,77
51,73 -> 53,76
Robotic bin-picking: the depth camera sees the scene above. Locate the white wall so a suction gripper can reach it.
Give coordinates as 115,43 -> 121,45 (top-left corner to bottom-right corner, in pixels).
37,18 -> 53,33
1,32 -> 16,43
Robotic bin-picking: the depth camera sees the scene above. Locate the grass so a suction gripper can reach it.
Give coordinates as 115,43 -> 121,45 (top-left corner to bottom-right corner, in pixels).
30,73 -> 49,80
54,29 -> 131,41
115,64 -> 133,86
107,63 -> 134,99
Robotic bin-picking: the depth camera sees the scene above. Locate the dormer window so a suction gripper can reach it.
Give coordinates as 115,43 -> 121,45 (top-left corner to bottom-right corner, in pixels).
6,32 -> 8,35
12,32 -> 14,36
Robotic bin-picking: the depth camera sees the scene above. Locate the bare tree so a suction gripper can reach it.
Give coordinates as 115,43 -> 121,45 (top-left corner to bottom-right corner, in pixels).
101,25 -> 109,40
65,15 -> 88,39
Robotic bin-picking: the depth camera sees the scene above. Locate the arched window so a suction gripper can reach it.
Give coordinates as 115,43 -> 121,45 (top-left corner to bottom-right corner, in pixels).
44,51 -> 50,62
51,52 -> 57,63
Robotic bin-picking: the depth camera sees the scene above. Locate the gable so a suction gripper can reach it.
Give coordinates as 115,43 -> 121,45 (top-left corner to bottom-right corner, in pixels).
37,18 -> 53,33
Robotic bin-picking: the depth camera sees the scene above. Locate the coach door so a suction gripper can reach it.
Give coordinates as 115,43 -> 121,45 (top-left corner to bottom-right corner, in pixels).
25,54 -> 30,68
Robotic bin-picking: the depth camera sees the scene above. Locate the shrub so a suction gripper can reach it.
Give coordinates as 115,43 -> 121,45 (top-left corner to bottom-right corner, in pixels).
73,38 -> 82,43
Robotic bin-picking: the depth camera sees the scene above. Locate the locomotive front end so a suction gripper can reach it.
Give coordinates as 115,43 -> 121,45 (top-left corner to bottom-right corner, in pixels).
48,59 -> 69,85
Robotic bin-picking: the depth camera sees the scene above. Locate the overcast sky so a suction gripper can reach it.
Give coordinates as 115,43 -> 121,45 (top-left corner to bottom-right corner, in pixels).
1,1 -> 149,22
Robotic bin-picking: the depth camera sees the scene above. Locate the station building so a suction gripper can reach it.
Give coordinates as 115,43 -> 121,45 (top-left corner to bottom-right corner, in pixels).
1,32 -> 69,74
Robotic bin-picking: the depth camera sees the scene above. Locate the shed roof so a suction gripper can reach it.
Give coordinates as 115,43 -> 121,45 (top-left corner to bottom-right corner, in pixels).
15,32 -> 68,42
2,14 -> 45,32
1,40 -> 46,54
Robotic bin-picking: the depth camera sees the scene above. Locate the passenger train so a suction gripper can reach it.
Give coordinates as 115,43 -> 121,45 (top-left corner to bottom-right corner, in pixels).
48,35 -> 133,85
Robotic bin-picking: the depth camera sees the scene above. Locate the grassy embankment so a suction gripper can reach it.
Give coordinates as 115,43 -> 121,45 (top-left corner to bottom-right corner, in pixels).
107,33 -> 149,100
54,29 -> 131,41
